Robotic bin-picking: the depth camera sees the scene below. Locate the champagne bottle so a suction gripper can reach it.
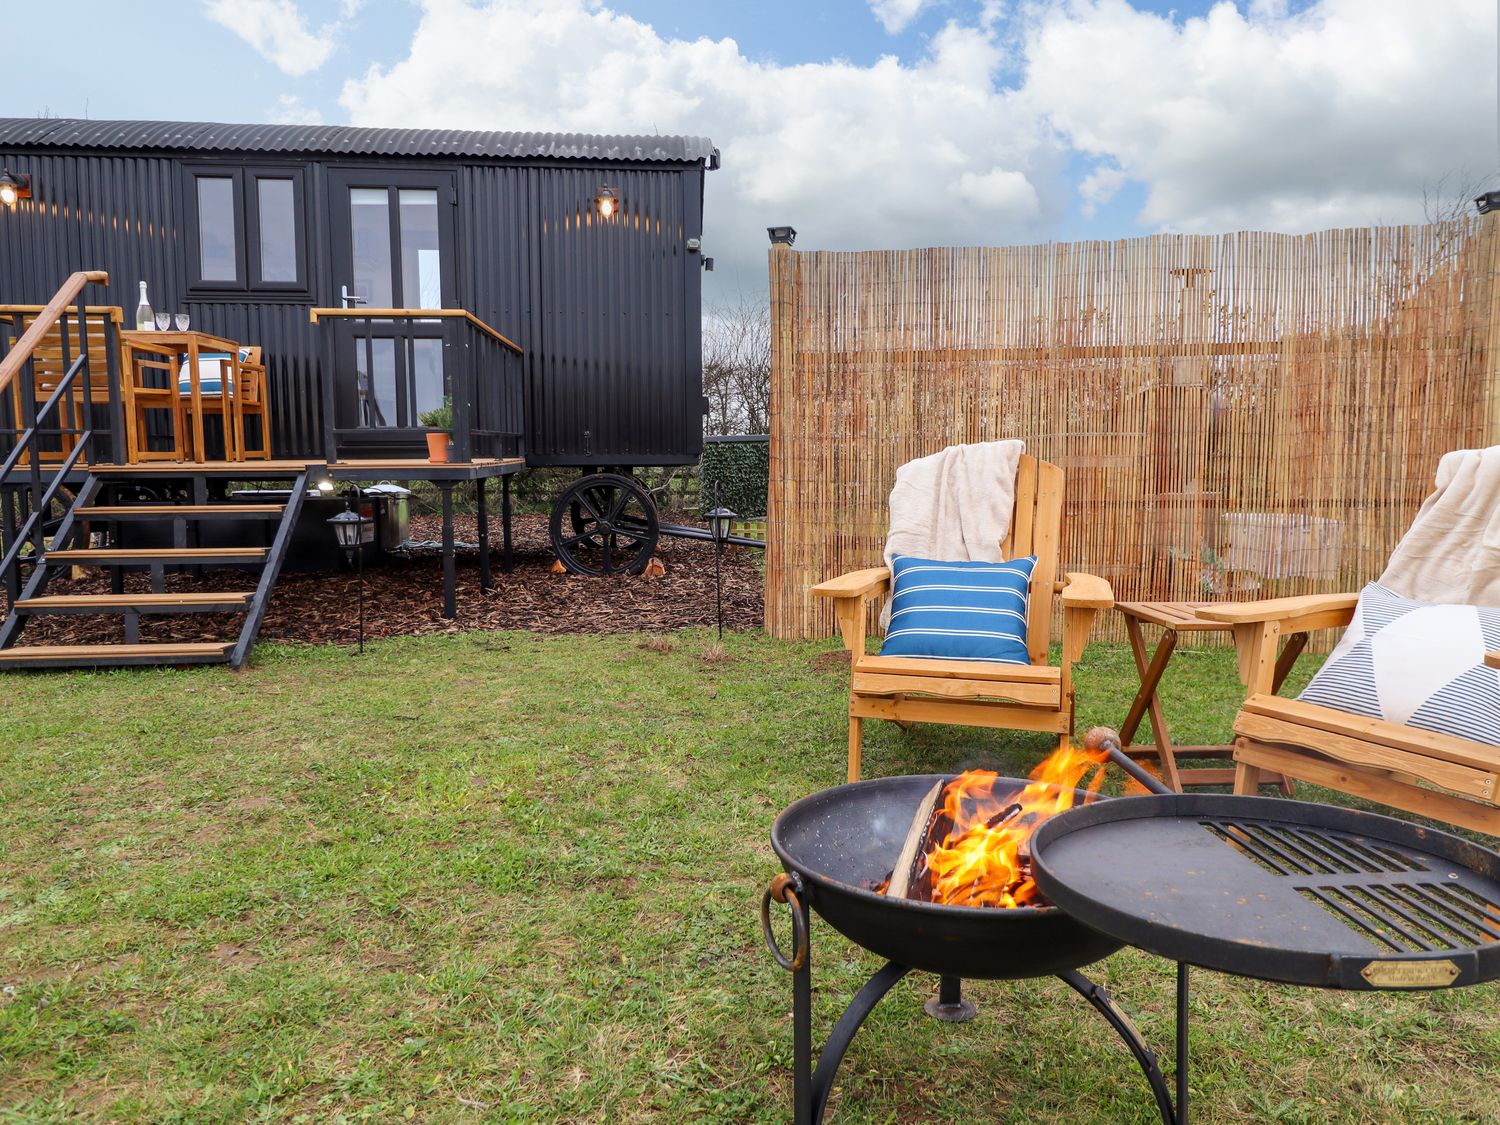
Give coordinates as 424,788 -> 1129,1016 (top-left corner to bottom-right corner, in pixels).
135,281 -> 153,331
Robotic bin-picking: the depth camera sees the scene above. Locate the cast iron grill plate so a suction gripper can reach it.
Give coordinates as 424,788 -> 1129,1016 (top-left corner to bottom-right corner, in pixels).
1030,794 -> 1500,990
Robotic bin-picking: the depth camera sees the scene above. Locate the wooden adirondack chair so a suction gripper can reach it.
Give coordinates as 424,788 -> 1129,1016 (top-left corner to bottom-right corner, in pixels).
1198,594 -> 1500,836
811,455 -> 1114,781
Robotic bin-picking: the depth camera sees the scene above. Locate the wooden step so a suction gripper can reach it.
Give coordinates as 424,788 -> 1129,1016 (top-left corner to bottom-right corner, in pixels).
0,642 -> 233,669
15,592 -> 256,614
46,547 -> 269,566
77,504 -> 285,520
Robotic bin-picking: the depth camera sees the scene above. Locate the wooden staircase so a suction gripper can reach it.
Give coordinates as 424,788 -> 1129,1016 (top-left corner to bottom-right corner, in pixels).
0,469 -> 307,670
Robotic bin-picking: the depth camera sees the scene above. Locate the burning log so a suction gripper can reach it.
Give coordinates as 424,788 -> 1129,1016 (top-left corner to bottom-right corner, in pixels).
879,742 -> 1112,909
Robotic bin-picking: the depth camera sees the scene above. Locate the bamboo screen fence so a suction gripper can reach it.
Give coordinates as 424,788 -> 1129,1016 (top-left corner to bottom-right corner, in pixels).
766,217 -> 1500,641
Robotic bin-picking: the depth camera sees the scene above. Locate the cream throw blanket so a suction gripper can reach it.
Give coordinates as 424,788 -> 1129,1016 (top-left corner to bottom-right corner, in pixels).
880,440 -> 1025,629
1378,446 -> 1500,608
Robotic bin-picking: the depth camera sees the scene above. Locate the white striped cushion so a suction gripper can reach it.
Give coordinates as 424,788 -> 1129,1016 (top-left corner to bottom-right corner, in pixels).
1298,583 -> 1500,746
879,554 -> 1036,664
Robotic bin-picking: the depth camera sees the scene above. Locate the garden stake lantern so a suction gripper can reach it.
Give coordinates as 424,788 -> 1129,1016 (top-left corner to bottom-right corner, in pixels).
706,499 -> 735,639
328,502 -> 372,654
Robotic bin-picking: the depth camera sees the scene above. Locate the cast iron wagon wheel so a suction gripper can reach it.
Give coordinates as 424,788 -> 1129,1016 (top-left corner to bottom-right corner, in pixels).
549,473 -> 660,576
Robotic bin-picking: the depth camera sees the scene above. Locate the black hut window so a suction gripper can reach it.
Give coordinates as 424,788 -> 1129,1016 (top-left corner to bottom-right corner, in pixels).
186,164 -> 310,296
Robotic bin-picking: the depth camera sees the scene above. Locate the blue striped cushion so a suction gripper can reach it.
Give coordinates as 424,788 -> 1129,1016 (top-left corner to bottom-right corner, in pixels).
178,349 -> 250,395
1298,583 -> 1500,746
880,554 -> 1036,664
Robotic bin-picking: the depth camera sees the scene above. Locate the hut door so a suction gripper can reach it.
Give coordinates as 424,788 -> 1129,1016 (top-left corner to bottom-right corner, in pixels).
327,169 -> 458,435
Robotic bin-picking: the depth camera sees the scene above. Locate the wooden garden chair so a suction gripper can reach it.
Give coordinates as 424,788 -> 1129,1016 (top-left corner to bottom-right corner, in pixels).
1,305 -> 123,464
812,454 -> 1114,781
189,345 -> 271,460
1200,531 -> 1500,837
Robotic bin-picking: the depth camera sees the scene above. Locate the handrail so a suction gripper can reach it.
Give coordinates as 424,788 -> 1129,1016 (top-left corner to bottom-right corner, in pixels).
0,304 -> 124,322
308,307 -> 523,354
0,271 -> 110,395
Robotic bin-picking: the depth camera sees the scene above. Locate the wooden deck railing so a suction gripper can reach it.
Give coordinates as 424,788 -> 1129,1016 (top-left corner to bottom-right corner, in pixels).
309,307 -> 525,463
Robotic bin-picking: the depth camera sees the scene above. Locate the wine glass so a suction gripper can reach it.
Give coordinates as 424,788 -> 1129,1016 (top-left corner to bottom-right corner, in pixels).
174,312 -> 191,332
154,312 -> 171,332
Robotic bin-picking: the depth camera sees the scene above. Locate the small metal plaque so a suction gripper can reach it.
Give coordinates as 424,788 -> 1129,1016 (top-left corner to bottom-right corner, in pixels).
1360,959 -> 1461,989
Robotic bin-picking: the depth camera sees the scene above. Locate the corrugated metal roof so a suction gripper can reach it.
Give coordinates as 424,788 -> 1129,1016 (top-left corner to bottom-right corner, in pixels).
0,118 -> 718,165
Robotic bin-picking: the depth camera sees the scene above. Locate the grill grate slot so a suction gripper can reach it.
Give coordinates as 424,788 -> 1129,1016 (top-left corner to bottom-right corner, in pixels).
1302,888 -> 1428,954
1369,842 -> 1430,873
1287,828 -> 1386,873
1396,883 -> 1499,946
1300,887 -> 1415,951
1203,822 -> 1296,875
1261,824 -> 1350,874
1352,884 -> 1468,949
1431,882 -> 1500,935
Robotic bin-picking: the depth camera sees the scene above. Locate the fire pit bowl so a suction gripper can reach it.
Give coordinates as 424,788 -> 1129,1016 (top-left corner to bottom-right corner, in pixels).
770,773 -> 1124,980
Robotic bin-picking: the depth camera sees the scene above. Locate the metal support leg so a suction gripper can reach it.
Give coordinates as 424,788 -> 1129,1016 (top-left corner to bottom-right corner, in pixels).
501,475 -> 513,574
925,975 -> 976,1022
1177,962 -> 1190,1125
440,483 -> 457,619
475,479 -> 492,593
1058,969 -> 1177,1125
123,611 -> 139,645
795,956 -> 912,1125
149,562 -> 164,595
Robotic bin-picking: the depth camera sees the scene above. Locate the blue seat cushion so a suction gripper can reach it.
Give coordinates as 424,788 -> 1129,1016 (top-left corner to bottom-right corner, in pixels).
880,554 -> 1037,664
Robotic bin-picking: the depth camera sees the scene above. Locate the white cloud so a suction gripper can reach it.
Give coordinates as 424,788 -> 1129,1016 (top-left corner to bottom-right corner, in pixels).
868,0 -> 934,34
1019,0 -> 1496,232
269,94 -> 324,125
340,2 -> 1059,292
334,0 -> 1495,295
205,0 -> 340,77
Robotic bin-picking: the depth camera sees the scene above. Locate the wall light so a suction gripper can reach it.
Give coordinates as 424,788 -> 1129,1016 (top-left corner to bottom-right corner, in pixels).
0,170 -> 32,207
595,185 -> 621,218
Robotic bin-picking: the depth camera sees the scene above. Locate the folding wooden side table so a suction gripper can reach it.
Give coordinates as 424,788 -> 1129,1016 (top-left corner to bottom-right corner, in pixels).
1116,600 -> 1292,793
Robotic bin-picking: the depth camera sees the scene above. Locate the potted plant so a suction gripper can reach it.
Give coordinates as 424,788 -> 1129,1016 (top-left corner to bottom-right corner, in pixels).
419,397 -> 453,463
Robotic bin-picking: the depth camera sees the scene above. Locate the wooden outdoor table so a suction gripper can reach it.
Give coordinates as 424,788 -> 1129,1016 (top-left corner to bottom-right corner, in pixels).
122,329 -> 246,462
1115,600 -> 1292,793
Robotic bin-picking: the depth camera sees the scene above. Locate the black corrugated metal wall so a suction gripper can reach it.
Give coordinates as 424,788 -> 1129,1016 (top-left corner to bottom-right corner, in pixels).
0,146 -> 706,466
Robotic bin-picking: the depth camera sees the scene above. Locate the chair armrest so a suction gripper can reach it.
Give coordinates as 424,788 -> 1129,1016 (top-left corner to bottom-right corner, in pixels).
1196,592 -> 1358,630
1060,572 -> 1114,611
811,567 -> 891,600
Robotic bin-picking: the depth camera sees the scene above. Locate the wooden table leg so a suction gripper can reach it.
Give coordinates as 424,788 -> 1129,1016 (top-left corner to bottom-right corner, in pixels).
188,340 -> 206,464
1122,616 -> 1183,792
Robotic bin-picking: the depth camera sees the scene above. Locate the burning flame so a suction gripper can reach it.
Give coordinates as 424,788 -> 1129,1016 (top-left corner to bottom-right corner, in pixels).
919,743 -> 1109,908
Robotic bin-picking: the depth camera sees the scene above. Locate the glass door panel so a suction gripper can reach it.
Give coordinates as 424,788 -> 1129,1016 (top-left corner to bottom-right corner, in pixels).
349,187 -> 394,307
398,189 -> 441,308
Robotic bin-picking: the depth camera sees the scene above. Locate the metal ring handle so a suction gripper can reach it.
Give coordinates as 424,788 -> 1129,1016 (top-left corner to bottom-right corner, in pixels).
761,872 -> 808,971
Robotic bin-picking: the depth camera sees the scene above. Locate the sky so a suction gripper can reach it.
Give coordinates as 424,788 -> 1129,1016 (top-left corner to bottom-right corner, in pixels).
6,0 -> 1497,306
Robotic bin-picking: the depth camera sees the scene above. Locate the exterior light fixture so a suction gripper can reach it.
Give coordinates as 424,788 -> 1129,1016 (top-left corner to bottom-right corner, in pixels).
767,226 -> 797,246
316,477 -> 335,494
1476,191 -> 1500,215
595,185 -> 621,218
328,501 -> 373,654
0,170 -> 32,207
706,496 -> 737,639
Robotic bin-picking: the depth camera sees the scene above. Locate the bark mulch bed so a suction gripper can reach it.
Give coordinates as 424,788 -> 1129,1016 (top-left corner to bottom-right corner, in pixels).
13,514 -> 764,648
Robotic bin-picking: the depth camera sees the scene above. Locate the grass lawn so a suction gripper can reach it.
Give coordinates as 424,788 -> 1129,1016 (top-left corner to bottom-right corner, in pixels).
2,632 -> 1497,1123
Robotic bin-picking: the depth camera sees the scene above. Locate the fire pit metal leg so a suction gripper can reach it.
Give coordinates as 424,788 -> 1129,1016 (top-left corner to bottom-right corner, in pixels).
1057,969 -> 1178,1125
1176,961 -> 1189,1125
924,974 -> 976,1022
799,959 -> 911,1125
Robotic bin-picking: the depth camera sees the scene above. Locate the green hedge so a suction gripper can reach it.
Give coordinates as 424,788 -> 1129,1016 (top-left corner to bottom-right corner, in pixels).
699,438 -> 768,517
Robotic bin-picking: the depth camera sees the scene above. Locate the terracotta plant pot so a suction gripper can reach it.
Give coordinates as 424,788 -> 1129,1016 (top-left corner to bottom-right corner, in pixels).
426,431 -> 450,463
